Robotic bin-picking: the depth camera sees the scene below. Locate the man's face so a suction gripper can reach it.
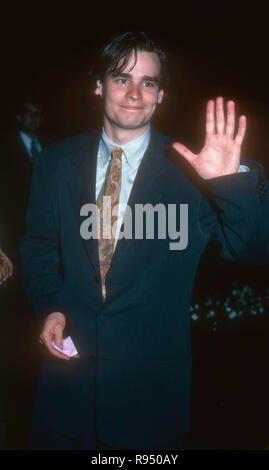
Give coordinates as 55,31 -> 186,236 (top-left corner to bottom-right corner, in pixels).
95,51 -> 164,136
17,102 -> 43,136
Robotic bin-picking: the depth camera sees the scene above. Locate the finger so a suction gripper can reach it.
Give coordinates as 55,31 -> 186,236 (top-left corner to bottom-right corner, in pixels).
206,99 -> 215,135
235,115 -> 247,145
54,324 -> 64,349
172,142 -> 195,165
226,101 -> 235,137
2,265 -> 9,282
1,265 -> 8,280
41,330 -> 54,349
0,267 -> 7,283
2,263 -> 8,278
216,97 -> 225,135
50,348 -> 70,360
8,261 -> 13,276
42,331 -> 69,360
6,264 -> 12,279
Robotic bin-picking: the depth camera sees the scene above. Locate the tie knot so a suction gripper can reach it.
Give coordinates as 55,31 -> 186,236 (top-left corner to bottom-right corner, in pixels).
111,148 -> 122,160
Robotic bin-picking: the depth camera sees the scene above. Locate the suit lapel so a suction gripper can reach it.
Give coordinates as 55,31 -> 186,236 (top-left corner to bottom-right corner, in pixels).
125,128 -> 168,207
68,129 -> 170,278
68,131 -> 101,275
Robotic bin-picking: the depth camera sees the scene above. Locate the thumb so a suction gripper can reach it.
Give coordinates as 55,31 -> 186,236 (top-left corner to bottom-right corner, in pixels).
172,142 -> 195,165
54,324 -> 64,349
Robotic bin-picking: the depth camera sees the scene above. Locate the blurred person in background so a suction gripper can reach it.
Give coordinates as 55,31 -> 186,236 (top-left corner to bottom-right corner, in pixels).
0,99 -> 48,449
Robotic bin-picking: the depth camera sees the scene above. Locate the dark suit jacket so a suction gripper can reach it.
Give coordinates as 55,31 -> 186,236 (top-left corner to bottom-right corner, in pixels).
20,128 -> 269,449
0,131 -> 48,264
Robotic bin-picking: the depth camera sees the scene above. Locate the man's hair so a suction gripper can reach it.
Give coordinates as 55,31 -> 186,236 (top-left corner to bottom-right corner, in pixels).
90,31 -> 168,90
17,98 -> 41,115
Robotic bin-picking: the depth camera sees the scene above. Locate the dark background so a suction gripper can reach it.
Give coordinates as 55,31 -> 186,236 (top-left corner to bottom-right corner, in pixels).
1,2 -> 269,450
1,2 -> 269,168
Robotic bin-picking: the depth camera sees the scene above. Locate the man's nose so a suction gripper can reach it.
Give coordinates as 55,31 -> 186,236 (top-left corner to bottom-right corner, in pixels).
126,83 -> 141,100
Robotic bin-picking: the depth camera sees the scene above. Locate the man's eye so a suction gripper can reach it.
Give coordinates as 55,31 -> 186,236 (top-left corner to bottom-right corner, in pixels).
117,78 -> 127,84
144,81 -> 154,88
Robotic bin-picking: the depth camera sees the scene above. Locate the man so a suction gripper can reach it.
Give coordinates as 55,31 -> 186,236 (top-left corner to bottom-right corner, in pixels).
0,100 -> 45,448
21,32 -> 269,450
1,100 -> 44,262
16,101 -> 43,161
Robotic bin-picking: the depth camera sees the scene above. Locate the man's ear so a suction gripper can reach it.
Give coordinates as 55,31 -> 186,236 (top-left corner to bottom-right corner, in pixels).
94,80 -> 103,97
16,114 -> 22,124
157,89 -> 164,104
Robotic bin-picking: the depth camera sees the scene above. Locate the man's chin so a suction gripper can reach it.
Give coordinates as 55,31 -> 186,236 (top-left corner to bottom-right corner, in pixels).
115,117 -> 150,131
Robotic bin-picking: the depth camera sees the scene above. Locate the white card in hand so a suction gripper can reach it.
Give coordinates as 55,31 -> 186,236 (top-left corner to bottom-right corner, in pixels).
52,336 -> 78,357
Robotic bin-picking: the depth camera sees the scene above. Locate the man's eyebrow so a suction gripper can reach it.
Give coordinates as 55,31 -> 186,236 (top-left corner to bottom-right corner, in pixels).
113,72 -> 159,83
142,75 -> 159,83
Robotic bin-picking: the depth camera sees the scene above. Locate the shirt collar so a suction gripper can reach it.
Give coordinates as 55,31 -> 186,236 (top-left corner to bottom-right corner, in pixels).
19,130 -> 39,148
100,127 -> 151,169
19,130 -> 33,148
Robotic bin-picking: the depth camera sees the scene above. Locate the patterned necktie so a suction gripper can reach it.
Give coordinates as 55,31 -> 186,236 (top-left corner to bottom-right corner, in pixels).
30,138 -> 40,163
97,147 -> 123,299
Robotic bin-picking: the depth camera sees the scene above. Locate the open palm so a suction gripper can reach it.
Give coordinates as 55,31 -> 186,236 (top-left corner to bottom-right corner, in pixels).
173,97 -> 246,179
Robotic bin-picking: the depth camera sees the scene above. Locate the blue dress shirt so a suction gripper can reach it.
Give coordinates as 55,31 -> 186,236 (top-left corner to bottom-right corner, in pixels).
96,127 -> 151,247
19,131 -> 42,162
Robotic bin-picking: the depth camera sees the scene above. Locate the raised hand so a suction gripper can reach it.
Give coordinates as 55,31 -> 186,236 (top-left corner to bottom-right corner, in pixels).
172,97 -> 246,179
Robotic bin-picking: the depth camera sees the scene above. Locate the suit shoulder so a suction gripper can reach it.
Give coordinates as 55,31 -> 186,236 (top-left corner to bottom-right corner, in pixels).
42,131 -> 93,157
38,131 -> 97,170
151,127 -> 174,148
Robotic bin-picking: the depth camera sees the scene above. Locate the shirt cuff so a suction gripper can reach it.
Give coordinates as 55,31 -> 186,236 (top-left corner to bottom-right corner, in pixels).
238,165 -> 249,173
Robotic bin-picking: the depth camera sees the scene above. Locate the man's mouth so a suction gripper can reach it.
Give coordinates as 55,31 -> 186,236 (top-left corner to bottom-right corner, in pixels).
121,105 -> 144,111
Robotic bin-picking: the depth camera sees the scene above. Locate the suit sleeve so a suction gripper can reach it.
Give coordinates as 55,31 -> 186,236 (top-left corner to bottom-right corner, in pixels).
20,147 -> 65,323
198,161 -> 269,265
